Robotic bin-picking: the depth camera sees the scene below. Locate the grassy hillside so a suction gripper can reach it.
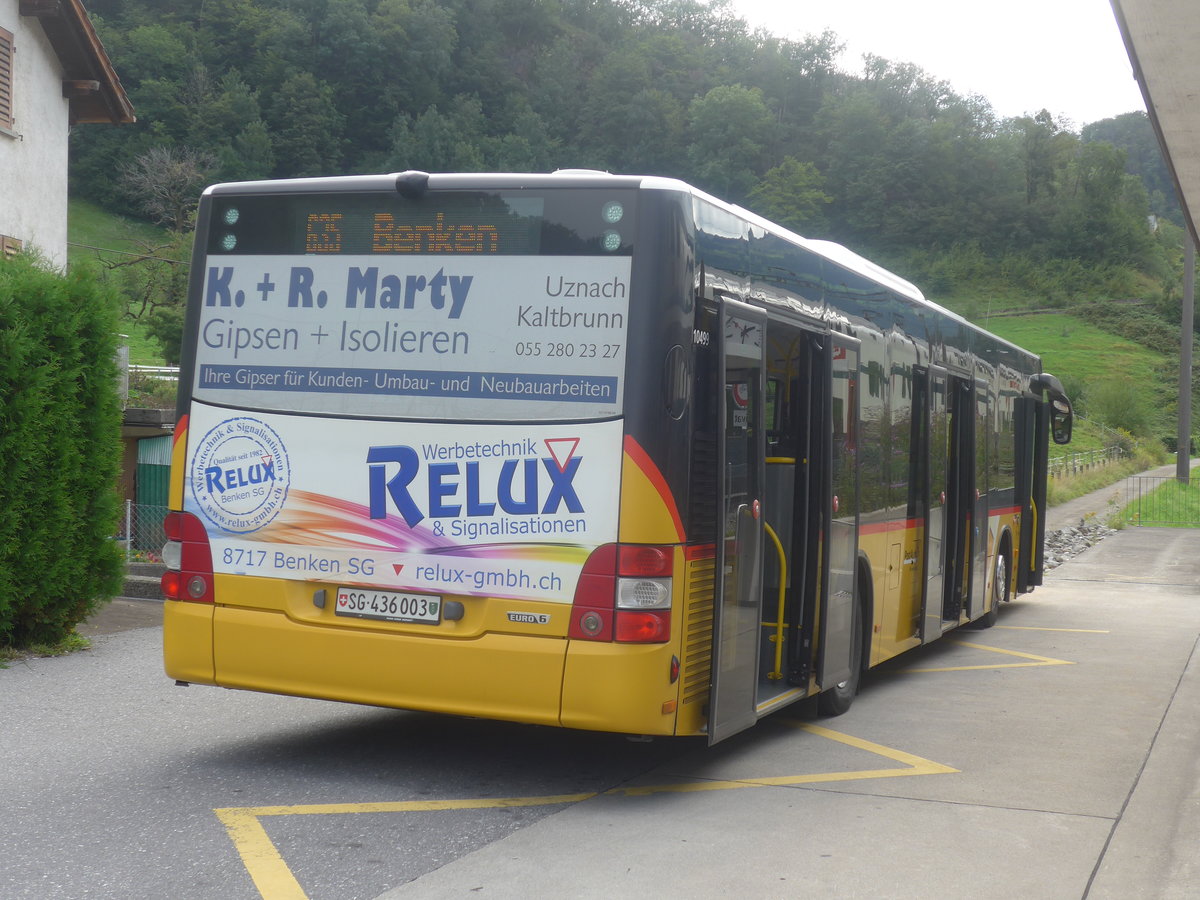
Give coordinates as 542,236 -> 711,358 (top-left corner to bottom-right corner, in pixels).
68,198 -> 166,265
982,313 -> 1162,387
957,307 -> 1179,446
68,198 -> 174,365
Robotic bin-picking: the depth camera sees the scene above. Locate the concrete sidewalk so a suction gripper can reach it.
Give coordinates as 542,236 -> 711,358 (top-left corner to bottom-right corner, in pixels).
374,526 -> 1200,900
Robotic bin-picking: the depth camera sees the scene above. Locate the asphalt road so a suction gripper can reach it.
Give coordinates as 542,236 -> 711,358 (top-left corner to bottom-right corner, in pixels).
0,618 -> 690,899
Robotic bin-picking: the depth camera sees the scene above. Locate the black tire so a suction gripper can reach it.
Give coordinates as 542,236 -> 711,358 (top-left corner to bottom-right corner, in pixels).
817,584 -> 864,717
977,547 -> 1009,629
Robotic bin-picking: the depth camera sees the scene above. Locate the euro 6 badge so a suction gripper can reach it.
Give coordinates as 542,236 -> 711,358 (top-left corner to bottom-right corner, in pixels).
190,417 -> 291,533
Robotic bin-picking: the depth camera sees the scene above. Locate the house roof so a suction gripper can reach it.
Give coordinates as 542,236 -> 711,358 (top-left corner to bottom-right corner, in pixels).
1110,0 -> 1200,246
21,0 -> 134,125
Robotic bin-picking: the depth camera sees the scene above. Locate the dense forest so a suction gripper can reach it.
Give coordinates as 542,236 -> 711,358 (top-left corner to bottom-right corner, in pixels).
75,0 -> 1194,419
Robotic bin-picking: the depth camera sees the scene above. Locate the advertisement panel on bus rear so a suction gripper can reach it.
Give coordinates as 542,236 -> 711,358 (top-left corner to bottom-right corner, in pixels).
191,255 -> 630,421
182,403 -> 623,603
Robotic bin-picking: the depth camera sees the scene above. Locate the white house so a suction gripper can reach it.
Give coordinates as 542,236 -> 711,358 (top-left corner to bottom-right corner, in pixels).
0,0 -> 133,268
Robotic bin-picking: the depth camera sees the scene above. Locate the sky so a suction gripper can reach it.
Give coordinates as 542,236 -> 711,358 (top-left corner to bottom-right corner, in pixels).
729,0 -> 1147,127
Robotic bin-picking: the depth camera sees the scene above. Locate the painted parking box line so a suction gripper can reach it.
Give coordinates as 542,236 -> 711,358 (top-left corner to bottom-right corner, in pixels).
904,640 -> 1075,674
214,726 -> 957,899
216,793 -> 597,900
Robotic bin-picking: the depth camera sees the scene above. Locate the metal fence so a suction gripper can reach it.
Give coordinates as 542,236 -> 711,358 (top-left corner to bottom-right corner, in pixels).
1123,476 -> 1200,526
117,500 -> 168,562
1048,446 -> 1125,478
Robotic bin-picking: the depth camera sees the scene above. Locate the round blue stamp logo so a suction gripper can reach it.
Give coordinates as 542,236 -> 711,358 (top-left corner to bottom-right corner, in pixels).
190,417 -> 291,533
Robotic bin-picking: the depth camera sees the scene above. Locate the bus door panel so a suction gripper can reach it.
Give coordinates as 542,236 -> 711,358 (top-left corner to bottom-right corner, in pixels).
818,334 -> 860,692
970,380 -> 990,618
1013,396 -> 1037,593
922,367 -> 949,641
709,299 -> 766,745
942,376 -> 974,622
786,330 -> 827,686
1028,396 -> 1052,587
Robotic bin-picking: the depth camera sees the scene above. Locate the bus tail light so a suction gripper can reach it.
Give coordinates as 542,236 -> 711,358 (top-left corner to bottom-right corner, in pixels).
161,511 -> 214,603
614,610 -> 671,642
568,544 -> 673,644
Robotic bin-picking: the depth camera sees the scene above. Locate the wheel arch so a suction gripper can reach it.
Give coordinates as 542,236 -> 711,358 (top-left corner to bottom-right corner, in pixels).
995,526 -> 1014,600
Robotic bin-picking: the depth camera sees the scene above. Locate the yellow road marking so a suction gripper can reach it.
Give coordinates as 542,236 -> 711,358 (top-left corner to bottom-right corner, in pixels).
215,793 -> 595,900
905,639 -> 1074,673
997,625 -> 1110,634
618,722 -> 958,795
215,724 -> 956,899
215,808 -> 307,900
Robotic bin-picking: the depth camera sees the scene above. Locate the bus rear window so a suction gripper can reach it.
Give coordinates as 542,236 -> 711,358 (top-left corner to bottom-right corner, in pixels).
191,189 -> 635,421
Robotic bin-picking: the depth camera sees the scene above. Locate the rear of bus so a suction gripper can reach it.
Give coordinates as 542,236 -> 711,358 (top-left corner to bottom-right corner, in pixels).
162,171 -> 699,736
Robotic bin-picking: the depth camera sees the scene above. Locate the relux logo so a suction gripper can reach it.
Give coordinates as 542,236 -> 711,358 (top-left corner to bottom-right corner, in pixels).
204,456 -> 276,493
367,440 -> 584,527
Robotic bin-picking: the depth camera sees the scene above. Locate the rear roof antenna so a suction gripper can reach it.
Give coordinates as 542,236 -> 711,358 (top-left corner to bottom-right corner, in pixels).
395,170 -> 430,198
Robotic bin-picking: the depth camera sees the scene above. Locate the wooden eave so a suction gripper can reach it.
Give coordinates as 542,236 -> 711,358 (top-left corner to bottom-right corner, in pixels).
20,0 -> 134,124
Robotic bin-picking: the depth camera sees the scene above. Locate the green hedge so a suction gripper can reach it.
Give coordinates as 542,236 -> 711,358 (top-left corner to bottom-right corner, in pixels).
0,256 -> 124,647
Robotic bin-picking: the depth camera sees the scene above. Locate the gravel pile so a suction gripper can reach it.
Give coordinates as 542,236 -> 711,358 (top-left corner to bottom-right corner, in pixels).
1043,521 -> 1118,571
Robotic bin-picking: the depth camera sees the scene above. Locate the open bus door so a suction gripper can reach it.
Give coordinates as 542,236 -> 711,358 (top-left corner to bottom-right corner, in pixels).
970,379 -> 991,619
942,375 -> 975,622
922,367 -> 949,639
708,299 -> 767,744
816,333 -> 860,697
1016,373 -> 1074,591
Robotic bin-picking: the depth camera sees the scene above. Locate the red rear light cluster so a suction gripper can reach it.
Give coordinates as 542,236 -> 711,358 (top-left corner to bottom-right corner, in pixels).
161,511 -> 215,603
568,544 -> 674,644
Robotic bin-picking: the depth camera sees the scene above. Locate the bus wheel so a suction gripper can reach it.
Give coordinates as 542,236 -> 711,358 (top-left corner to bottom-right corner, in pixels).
817,585 -> 864,717
978,547 -> 1009,629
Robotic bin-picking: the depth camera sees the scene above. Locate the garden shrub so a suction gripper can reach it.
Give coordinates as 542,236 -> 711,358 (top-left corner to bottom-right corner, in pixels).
0,256 -> 124,647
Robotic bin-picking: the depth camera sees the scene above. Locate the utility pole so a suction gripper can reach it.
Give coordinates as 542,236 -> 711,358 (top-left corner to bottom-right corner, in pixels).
1178,237 -> 1195,483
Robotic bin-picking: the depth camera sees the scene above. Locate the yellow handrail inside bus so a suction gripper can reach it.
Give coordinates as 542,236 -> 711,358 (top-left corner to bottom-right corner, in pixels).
762,521 -> 787,681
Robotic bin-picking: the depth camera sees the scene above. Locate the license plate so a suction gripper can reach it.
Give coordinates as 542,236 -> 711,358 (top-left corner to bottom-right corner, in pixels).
334,587 -> 441,624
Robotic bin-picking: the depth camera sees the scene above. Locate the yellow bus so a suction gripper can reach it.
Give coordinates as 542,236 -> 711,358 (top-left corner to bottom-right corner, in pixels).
162,171 -> 1072,744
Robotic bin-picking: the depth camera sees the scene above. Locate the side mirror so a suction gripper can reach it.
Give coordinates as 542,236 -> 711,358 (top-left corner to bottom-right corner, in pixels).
1051,398 -> 1073,445
1031,372 -> 1074,446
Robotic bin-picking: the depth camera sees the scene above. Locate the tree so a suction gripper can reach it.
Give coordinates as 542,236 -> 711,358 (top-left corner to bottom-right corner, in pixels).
119,145 -> 215,232
1084,111 -> 1181,223
1014,110 -> 1073,205
373,0 -> 458,115
686,84 -> 775,201
263,72 -> 346,177
386,96 -> 488,172
747,157 -> 831,233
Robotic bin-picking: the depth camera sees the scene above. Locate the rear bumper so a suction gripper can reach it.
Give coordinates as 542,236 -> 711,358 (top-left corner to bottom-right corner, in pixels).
164,600 -> 684,734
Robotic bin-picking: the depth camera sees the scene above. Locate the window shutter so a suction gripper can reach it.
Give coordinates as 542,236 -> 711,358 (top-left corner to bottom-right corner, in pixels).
0,27 -> 13,131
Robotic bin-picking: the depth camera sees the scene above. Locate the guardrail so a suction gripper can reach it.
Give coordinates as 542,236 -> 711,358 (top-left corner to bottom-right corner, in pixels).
129,364 -> 180,382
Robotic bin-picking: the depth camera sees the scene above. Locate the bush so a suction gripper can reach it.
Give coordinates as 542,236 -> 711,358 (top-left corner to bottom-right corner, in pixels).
0,256 -> 124,647
1086,375 -> 1155,437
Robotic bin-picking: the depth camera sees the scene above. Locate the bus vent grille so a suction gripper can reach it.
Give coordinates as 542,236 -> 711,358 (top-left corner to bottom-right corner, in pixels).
680,555 -> 715,707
